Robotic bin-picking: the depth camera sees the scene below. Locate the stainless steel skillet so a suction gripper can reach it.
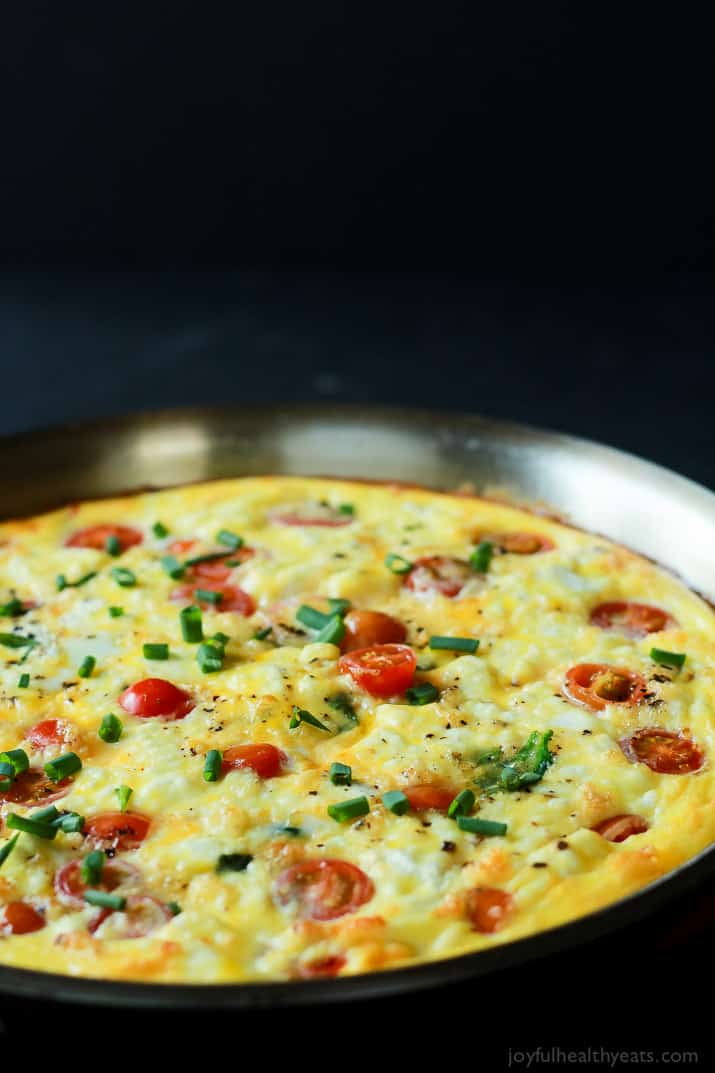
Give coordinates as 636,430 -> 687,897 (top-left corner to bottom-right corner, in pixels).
0,403 -> 713,1008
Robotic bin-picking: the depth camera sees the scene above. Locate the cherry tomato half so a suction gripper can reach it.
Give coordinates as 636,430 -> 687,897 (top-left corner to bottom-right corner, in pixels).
89,895 -> 173,939
404,784 -> 455,812
0,769 -> 71,805
592,814 -> 649,842
619,729 -> 704,774
170,582 -> 255,615
65,525 -> 143,553
338,643 -> 417,698
590,602 -> 673,637
25,719 -> 77,751
119,678 -> 194,720
222,744 -> 286,779
0,901 -> 45,935
83,812 -> 151,851
272,506 -> 353,527
340,610 -> 407,653
274,858 -> 374,921
55,859 -> 142,908
404,556 -> 473,597
480,532 -> 555,555
563,663 -> 648,711
465,887 -> 513,933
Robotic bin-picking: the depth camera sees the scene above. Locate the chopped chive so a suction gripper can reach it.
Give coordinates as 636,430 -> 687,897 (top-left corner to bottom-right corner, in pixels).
0,833 -> 20,868
328,693 -> 358,723
327,796 -> 370,823
111,567 -> 136,588
457,816 -> 508,836
31,805 -> 61,824
45,751 -> 82,782
0,632 -> 35,649
314,613 -> 345,645
216,853 -> 253,873
204,749 -> 222,782
470,541 -> 494,573
338,503 -> 355,516
0,598 -> 24,617
405,681 -> 440,705
296,604 -> 331,630
384,552 -> 413,575
253,626 -> 273,641
161,555 -> 185,580
184,551 -> 229,567
108,606 -> 124,618
84,890 -> 126,910
81,850 -> 105,886
180,604 -> 203,643
6,813 -> 57,839
78,655 -> 96,678
194,588 -> 223,605
99,713 -> 123,743
115,785 -> 133,811
0,749 -> 29,776
56,571 -> 97,592
0,762 -> 15,789
429,636 -> 479,654
277,825 -> 302,837
650,647 -> 686,669
143,643 -> 169,660
327,598 -> 352,616
53,811 -> 84,833
289,706 -> 330,731
18,638 -> 37,663
329,762 -> 352,786
216,530 -> 243,551
382,790 -> 410,815
168,901 -> 182,916
17,673 -> 30,688
152,522 -> 169,539
197,640 -> 224,673
212,631 -> 230,645
105,535 -> 121,557
448,789 -> 476,818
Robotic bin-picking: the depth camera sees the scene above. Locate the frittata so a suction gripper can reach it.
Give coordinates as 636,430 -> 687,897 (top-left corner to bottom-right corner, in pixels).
0,475 -> 713,983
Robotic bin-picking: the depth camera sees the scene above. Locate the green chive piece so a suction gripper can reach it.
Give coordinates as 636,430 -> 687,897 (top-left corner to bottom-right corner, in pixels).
329,762 -> 352,786
650,647 -> 687,669
385,552 -> 413,575
111,567 -> 136,588
328,693 -> 358,724
143,643 -> 169,660
429,635 -> 479,654
289,706 -> 330,731
470,541 -> 494,573
0,749 -> 29,776
197,639 -> 224,673
212,632 -> 230,645
448,788 -> 476,818
216,853 -> 253,874
57,571 -> 97,592
315,613 -> 345,645
180,604 -> 203,643
253,626 -> 273,641
161,555 -> 185,579
78,655 -> 96,678
338,503 -> 355,516
108,606 -> 124,618
327,796 -> 370,823
382,790 -> 411,815
115,785 -> 133,811
204,750 -> 222,782
405,681 -> 440,705
53,811 -> 84,833
152,522 -> 169,539
457,816 -> 508,836
194,588 -> 223,605
185,551 -> 229,567
6,813 -> 57,839
32,805 -> 61,824
44,751 -> 82,783
84,890 -> 126,910
105,535 -> 121,557
0,598 -> 25,617
216,530 -> 243,551
18,672 -> 30,688
0,833 -> 20,868
296,604 -> 331,630
0,632 -> 35,649
56,574 -> 67,591
276,825 -> 302,837
168,901 -> 182,916
81,850 -> 105,886
327,598 -> 352,616
0,761 -> 16,789
99,713 -> 123,743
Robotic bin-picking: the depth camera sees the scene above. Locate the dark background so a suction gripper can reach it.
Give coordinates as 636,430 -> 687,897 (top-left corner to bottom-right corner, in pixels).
0,2 -> 713,1061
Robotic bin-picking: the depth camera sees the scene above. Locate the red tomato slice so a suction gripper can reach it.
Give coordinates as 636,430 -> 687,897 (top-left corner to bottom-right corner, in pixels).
404,784 -> 456,812
619,729 -> 704,774
274,859 -> 374,921
89,895 -> 173,938
25,719 -> 77,751
404,556 -> 473,597
119,678 -> 194,720
562,663 -> 648,711
168,543 -> 254,583
170,582 -> 255,615
589,601 -> 673,637
465,887 -> 513,933
340,610 -> 407,653
222,744 -> 286,778
83,812 -> 151,851
55,859 -> 142,907
0,901 -> 45,935
338,643 -> 417,697
0,769 -> 71,805
592,814 -> 649,842
295,954 -> 347,979
272,505 -> 353,527
480,532 -> 555,554
65,525 -> 143,553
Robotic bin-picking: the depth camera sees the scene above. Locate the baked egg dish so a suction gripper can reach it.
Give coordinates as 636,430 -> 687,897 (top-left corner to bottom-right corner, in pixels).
0,475 -> 713,983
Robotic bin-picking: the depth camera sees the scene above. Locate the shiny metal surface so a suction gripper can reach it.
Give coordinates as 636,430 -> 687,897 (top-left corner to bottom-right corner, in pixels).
1,403 -> 714,1007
